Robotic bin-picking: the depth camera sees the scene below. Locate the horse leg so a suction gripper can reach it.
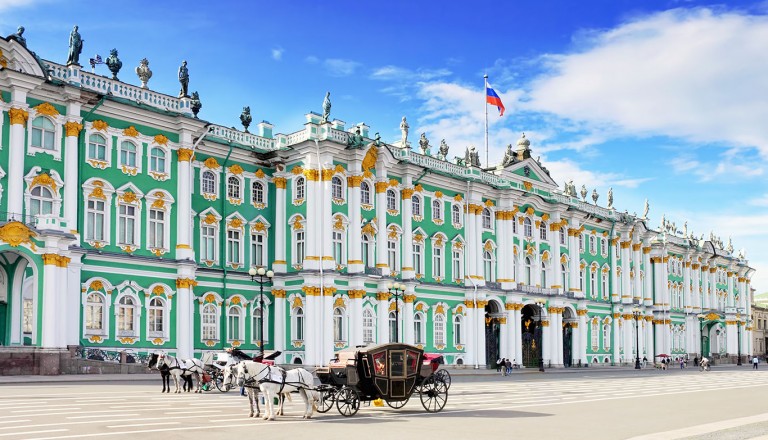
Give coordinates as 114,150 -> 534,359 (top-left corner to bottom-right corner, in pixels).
277,393 -> 284,416
196,372 -> 202,393
164,373 -> 170,393
263,387 -> 275,420
253,389 -> 260,418
299,389 -> 311,419
173,374 -> 181,393
247,388 -> 255,418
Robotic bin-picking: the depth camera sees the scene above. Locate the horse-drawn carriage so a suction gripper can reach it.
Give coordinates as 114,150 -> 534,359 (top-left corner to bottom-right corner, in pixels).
315,343 -> 449,416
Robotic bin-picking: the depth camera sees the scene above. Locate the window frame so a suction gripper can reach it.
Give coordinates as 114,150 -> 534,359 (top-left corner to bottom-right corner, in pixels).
201,302 -> 219,341
119,140 -> 139,170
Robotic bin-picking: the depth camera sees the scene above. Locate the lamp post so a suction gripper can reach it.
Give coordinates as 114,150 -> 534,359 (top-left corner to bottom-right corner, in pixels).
536,299 -> 546,372
697,314 -> 706,360
737,308 -> 743,366
248,266 -> 274,358
387,282 -> 406,342
633,309 -> 642,370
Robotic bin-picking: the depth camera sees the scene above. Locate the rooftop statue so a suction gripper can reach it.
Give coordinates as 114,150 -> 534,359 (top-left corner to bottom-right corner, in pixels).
346,127 -> 365,149
8,26 -> 26,48
418,132 -> 431,156
727,237 -> 734,253
105,49 -> 122,80
683,221 -> 688,237
468,146 -> 480,167
437,139 -> 449,161
660,214 -> 666,231
592,188 -> 599,205
580,184 -> 587,201
190,91 -> 202,118
501,144 -> 515,167
135,58 -> 152,88
178,60 -> 189,98
66,25 -> 83,66
399,116 -> 409,146
643,198 -> 649,219
240,106 -> 252,133
321,92 -> 331,123
607,187 -> 613,209
374,132 -> 382,147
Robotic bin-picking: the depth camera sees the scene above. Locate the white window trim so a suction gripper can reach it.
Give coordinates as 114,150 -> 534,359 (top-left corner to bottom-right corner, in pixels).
225,174 -> 244,205
451,239 -> 465,283
251,297 -> 271,345
249,217 -> 270,268
82,178 -> 115,247
360,180 -> 373,208
84,125 -> 113,169
290,215 -> 306,266
431,198 -> 443,222
414,311 -> 426,345
452,313 -> 464,346
293,176 -> 306,205
483,248 -> 496,282
198,210 -> 221,265
26,112 -> 64,161
148,143 -> 172,180
227,304 -> 245,343
431,235 -> 446,280
115,185 -> 144,249
332,304 -> 348,344
82,290 -> 110,337
199,167 -> 220,200
362,306 -> 376,345
433,312 -> 447,347
451,203 -> 462,227
331,175 -> 346,204
114,290 -> 141,338
200,302 -> 221,342
116,137 -> 143,174
23,167 -> 64,220
145,289 -> 173,341
291,301 -> 305,343
411,194 -> 423,218
250,177 -> 269,208
145,190 -> 174,253
413,242 -> 425,277
225,216 -> 245,268
386,188 -> 399,214
482,208 -> 494,231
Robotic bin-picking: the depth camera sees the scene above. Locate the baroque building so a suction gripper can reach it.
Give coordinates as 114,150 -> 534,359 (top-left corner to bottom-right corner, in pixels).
0,32 -> 756,368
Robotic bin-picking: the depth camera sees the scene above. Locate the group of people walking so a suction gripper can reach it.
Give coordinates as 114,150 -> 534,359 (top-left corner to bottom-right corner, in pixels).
496,358 -> 517,376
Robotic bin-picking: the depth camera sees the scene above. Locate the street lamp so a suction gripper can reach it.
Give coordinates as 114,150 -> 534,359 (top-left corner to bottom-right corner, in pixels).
632,308 -> 642,370
248,266 -> 274,358
737,308 -> 743,366
535,299 -> 547,372
387,282 -> 406,342
697,314 -> 706,360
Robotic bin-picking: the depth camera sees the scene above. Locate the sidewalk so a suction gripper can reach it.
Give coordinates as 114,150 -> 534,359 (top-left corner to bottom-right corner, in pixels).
0,373 -> 160,384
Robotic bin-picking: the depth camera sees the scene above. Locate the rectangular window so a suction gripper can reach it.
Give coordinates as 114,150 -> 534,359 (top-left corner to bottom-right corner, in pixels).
333,231 -> 344,265
295,231 -> 305,264
86,200 -> 105,241
387,240 -> 397,270
228,313 -> 240,340
452,250 -> 462,281
201,226 -> 216,261
117,204 -> 136,245
413,244 -> 423,275
251,233 -> 265,267
118,307 -> 134,333
227,230 -> 241,264
22,299 -> 33,333
149,308 -> 163,334
433,246 -> 443,278
148,209 -> 165,249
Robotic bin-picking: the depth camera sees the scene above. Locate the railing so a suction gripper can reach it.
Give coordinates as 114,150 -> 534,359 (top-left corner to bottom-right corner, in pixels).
44,61 -> 191,115
517,284 -> 561,296
207,125 -> 276,150
0,211 -> 37,226
74,346 -> 151,364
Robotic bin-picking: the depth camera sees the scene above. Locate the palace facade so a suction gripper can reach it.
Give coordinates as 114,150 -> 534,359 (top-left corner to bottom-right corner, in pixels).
0,33 -> 756,368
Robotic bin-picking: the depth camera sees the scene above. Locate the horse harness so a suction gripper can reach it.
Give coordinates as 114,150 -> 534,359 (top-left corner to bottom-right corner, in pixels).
242,364 -> 309,394
165,356 -> 200,376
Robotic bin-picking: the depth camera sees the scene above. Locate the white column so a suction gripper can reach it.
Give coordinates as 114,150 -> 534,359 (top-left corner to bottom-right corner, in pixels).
727,273 -> 735,308
66,259 -> 82,346
63,114 -> 82,234
475,298 -> 487,366
175,278 -> 195,359
40,256 -> 58,348
621,240 -> 631,304
684,262 -> 692,311
464,297 -> 476,366
506,304 -> 515,360
499,317 -> 509,359
633,244 -> 642,301
349,288 -> 363,348
304,290 -> 318,365
646,316 -> 655,359
613,315 -> 621,363
569,222 -> 579,295
693,264 -> 701,310
403,293 -> 415,344
555,310 -> 564,366
377,290 -> 389,344
726,320 -> 738,357
273,289 -> 286,362
176,147 -> 194,259
7,106 -> 28,217
321,170 -> 334,271
303,170 -> 319,269
401,187 -> 414,279
496,208 -> 507,284
702,265 -> 710,309
552,217 -> 562,291
610,239 -> 619,302
643,247 -> 653,307
542,315 -> 551,366
273,178 -> 287,272
578,310 -> 587,366
474,206 -> 484,286
375,181 -> 389,275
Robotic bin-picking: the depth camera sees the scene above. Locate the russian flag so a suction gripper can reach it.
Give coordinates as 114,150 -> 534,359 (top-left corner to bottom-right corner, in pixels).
486,84 -> 505,116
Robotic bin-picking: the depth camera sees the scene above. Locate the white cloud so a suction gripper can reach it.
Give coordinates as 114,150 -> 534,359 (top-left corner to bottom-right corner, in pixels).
669,150 -> 764,182
271,47 -> 283,61
527,8 -> 768,157
323,58 -> 360,77
370,65 -> 451,81
304,55 -> 319,64
0,0 -> 42,12
749,194 -> 768,207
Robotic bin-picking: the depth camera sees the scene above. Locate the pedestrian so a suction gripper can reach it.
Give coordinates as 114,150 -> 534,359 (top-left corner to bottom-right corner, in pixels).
661,358 -> 667,370
753,356 -> 759,370
642,356 -> 648,368
505,358 -> 512,376
694,356 -> 699,367
680,358 -> 684,369
501,358 -> 507,376
497,358 -> 503,374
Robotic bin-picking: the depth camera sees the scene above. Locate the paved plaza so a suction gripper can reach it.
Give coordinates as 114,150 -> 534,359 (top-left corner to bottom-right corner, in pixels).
1,368 -> 768,439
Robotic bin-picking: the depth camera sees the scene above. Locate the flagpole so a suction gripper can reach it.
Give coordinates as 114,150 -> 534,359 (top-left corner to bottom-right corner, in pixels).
484,74 -> 489,168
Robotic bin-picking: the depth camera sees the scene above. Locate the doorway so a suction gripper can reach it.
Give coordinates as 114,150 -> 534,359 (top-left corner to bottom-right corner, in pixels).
484,301 -> 501,367
521,304 -> 542,368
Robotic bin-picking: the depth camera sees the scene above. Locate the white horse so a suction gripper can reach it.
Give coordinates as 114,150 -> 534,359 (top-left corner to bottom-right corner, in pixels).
157,352 -> 213,393
223,363 -> 293,418
235,361 -> 319,420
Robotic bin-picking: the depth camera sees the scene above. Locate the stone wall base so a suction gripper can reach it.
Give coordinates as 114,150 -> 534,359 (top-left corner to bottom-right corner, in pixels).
0,347 -> 150,376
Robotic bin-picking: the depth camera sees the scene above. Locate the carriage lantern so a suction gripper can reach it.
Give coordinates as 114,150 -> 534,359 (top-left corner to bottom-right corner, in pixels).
249,267 -> 274,357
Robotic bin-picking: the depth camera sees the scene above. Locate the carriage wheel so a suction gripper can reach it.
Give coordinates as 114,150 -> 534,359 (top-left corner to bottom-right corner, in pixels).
434,369 -> 452,390
419,374 -> 448,413
335,386 -> 360,417
214,372 -> 231,393
385,398 -> 409,409
316,387 -> 337,413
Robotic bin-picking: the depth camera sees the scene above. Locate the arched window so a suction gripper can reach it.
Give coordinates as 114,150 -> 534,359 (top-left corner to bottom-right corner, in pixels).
202,171 -> 216,195
414,312 -> 425,344
540,222 -> 548,240
590,268 -> 597,298
31,116 -> 55,150
389,311 -> 398,342
363,309 -> 375,344
524,218 -> 532,237
293,306 -> 304,341
333,307 -> 345,342
29,186 -> 53,216
86,198 -> 106,241
150,147 -> 166,173
227,176 -> 241,200
386,189 -> 397,211
252,181 -> 264,204
295,177 -> 305,200
601,238 -> 607,255
560,226 -> 567,245
117,296 -> 137,336
85,293 -> 104,333
602,324 -> 611,350
525,257 -> 533,285
412,195 -> 422,217
361,182 -> 371,205
432,199 -> 442,220
453,314 -> 463,345
119,141 -> 137,167
591,320 -> 599,350
88,133 -> 106,161
201,303 -> 218,340
227,305 -> 242,341
434,314 -> 446,346
484,250 -> 494,282
601,270 -> 608,300
482,208 -> 492,229
148,297 -> 165,337
331,176 -> 343,200
541,261 -> 548,287
579,234 -> 585,252
452,204 -> 461,225
589,236 -> 596,254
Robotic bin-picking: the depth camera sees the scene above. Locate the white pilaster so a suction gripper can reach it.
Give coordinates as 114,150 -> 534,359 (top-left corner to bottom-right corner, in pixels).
40,257 -> 58,347
374,181 -> 389,275
7,105 -> 28,217
273,178 -> 287,272
176,146 -> 194,259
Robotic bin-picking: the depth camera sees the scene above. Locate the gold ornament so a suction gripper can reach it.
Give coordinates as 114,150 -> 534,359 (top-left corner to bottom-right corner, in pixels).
92,120 -> 108,131
31,173 -> 57,191
8,108 -> 29,125
34,102 -> 60,117
64,121 -> 83,137
154,134 -> 169,145
123,126 -> 139,137
0,221 -> 36,249
177,148 -> 194,162
230,164 -> 244,175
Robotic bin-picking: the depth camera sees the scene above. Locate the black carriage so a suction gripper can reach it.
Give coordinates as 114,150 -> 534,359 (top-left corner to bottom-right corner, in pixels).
315,343 -> 448,416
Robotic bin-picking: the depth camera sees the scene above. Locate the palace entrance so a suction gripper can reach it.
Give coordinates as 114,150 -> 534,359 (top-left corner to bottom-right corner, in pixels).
563,308 -> 574,367
521,304 -> 543,368
484,301 -> 501,367
0,251 -> 38,346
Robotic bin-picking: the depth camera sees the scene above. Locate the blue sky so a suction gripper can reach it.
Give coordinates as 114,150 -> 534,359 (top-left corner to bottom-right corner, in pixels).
3,0 -> 768,291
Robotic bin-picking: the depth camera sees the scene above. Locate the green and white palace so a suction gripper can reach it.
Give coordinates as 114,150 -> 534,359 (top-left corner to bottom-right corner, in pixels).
0,32 -> 756,369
